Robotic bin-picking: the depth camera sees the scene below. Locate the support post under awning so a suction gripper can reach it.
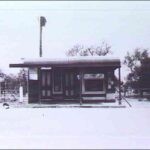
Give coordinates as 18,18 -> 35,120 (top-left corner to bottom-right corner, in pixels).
79,70 -> 82,105
118,67 -> 122,105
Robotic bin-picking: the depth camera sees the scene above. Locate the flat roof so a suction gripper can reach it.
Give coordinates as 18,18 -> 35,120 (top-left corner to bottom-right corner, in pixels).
10,56 -> 121,68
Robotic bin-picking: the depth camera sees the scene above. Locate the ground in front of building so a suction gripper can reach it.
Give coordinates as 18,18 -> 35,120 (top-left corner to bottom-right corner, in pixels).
0,98 -> 150,148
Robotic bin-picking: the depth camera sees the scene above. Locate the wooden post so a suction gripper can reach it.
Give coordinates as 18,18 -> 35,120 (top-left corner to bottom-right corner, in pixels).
39,16 -> 46,57
38,68 -> 41,104
39,25 -> 42,57
26,69 -> 29,103
119,67 -> 121,105
0,81 -> 2,100
79,70 -> 82,105
4,78 -> 6,102
19,86 -> 23,103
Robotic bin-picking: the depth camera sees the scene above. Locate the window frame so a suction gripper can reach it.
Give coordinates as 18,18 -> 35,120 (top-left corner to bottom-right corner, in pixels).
82,72 -> 106,94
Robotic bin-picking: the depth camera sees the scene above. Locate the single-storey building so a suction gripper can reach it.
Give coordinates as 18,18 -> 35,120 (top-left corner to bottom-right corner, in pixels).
9,56 -> 121,104
139,58 -> 150,96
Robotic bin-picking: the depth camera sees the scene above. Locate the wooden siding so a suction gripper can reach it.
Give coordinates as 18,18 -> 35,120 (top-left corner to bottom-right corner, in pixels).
27,66 -> 118,103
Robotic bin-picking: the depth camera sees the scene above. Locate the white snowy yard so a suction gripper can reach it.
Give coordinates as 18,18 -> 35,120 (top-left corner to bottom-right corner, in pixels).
0,99 -> 150,149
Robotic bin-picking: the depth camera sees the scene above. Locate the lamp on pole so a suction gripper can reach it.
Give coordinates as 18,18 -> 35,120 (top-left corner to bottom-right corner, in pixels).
39,16 -> 47,57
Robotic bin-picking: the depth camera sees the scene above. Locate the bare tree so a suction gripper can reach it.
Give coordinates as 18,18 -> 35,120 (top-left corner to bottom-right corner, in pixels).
66,41 -> 112,56
66,44 -> 84,56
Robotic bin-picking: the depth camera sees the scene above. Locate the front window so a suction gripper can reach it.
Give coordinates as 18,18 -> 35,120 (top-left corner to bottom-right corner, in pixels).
84,79 -> 104,91
82,73 -> 105,94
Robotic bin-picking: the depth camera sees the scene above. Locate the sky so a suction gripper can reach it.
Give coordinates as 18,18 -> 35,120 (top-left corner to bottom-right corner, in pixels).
0,1 -> 150,80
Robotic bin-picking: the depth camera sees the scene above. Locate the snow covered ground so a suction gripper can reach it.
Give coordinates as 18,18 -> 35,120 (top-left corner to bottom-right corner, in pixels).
0,98 -> 150,149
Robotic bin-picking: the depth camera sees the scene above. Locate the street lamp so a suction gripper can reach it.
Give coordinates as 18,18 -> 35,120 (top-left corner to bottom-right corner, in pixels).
39,16 -> 47,57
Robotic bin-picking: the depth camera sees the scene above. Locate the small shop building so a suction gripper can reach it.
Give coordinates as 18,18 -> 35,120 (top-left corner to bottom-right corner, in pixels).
9,56 -> 121,104
139,58 -> 150,96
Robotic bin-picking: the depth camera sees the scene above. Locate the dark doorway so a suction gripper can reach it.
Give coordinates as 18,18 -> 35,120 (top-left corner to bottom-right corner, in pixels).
64,70 -> 80,99
40,69 -> 52,99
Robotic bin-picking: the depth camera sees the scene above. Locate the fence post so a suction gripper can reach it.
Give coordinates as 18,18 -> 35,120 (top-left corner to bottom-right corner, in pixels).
19,86 -> 23,103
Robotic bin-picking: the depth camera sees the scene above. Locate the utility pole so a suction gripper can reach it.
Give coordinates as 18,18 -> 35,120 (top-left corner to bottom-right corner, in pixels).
39,16 -> 47,57
39,23 -> 42,57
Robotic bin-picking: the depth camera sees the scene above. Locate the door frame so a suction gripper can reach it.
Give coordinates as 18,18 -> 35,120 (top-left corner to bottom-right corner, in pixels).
40,68 -> 52,100
63,69 -> 80,99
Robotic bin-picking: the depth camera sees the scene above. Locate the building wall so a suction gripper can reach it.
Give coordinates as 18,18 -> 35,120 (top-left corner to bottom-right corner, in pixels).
28,67 -> 117,103
28,68 -> 40,103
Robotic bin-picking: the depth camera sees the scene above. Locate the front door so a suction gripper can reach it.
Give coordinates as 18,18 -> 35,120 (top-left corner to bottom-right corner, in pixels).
64,71 -> 80,99
40,69 -> 52,99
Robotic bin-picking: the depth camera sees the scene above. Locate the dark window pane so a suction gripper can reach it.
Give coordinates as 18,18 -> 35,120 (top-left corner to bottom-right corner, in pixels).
53,70 -> 62,92
47,72 -> 51,86
84,79 -> 103,91
42,72 -> 46,86
42,90 -> 46,96
47,90 -> 51,96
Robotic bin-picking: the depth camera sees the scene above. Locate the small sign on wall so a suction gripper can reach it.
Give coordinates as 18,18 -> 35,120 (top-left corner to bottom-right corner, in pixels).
0,77 -> 4,82
29,68 -> 38,80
